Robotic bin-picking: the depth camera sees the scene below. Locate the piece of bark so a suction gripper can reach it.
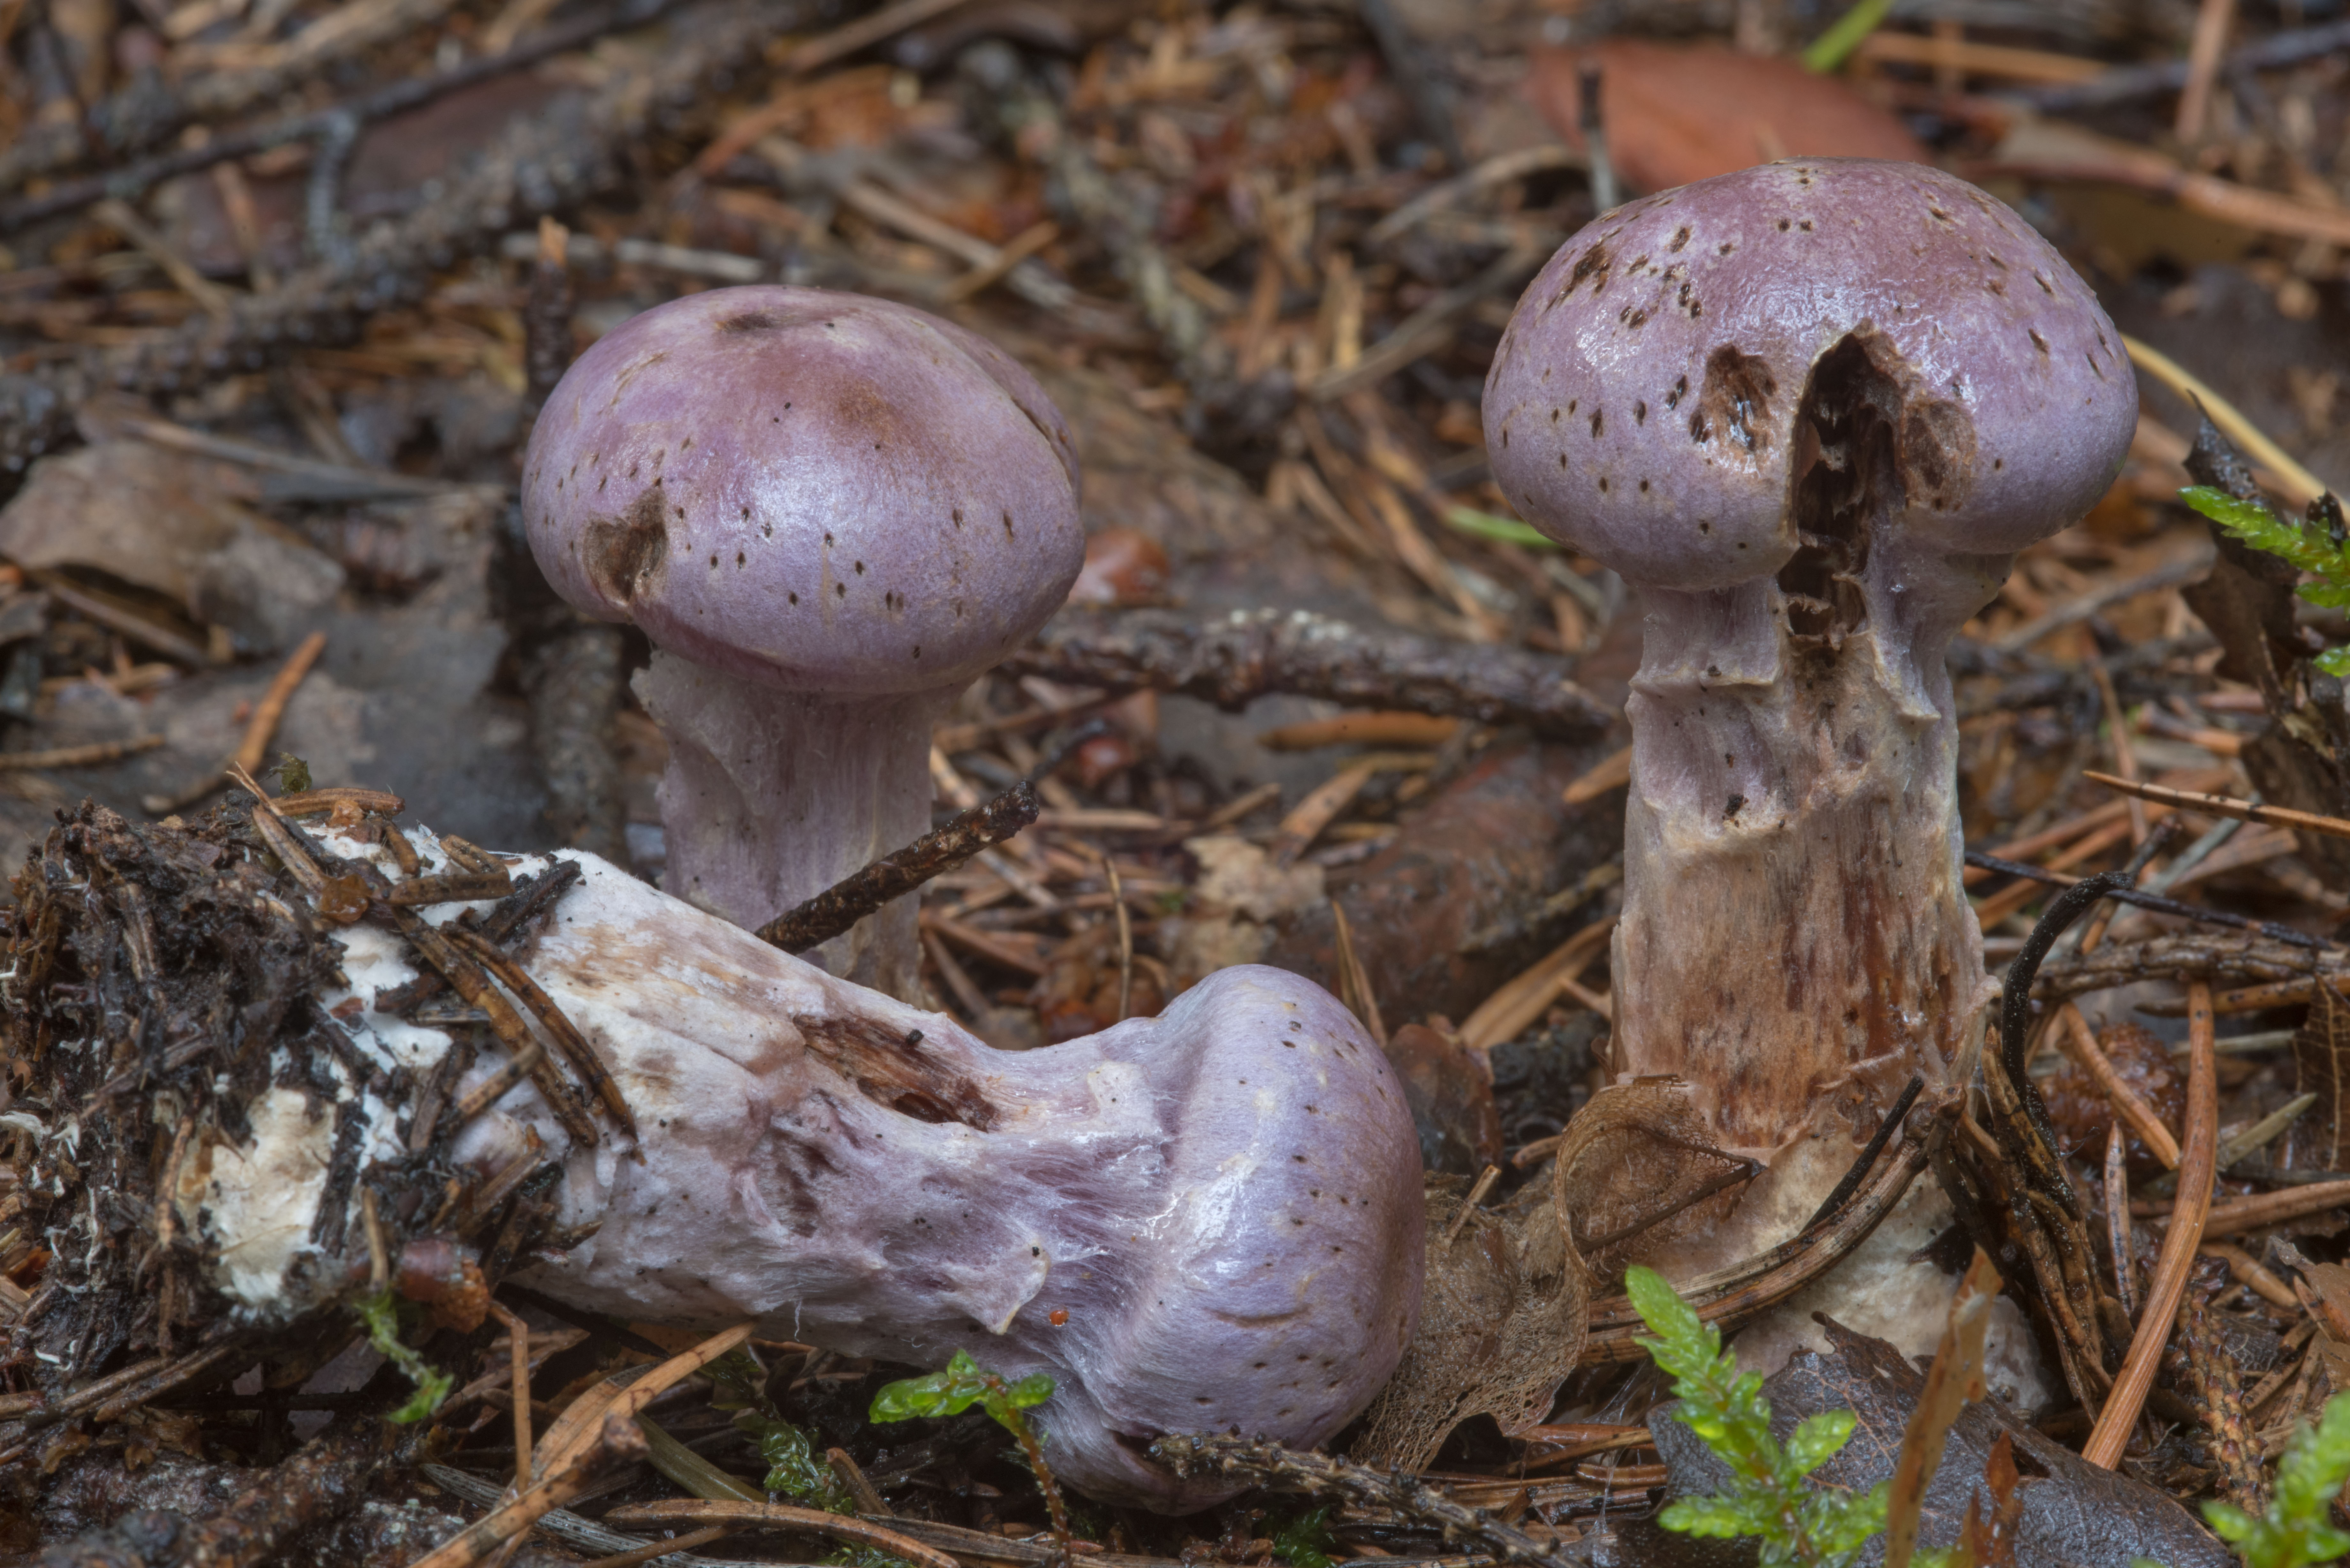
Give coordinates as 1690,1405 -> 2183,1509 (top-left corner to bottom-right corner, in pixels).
1265,742 -> 1622,1030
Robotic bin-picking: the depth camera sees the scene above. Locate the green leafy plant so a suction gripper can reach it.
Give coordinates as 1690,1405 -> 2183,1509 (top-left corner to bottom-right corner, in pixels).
1271,1505 -> 1341,1568
2180,486 -> 2350,676
872,1351 -> 1071,1550
2198,1391 -> 2350,1568
352,1290 -> 451,1424
1627,1266 -> 1888,1568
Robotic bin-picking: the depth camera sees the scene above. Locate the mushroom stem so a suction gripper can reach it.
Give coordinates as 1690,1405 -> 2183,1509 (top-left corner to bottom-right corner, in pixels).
641,650 -> 956,996
1615,551 -> 1993,1266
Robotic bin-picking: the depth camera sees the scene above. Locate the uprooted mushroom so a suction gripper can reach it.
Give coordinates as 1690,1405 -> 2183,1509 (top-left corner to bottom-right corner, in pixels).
1,791 -> 1422,1512
1483,159 -> 2136,1380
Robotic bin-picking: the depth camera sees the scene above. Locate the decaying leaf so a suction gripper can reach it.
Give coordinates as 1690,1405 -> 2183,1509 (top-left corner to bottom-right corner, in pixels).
1521,40 -> 1927,196
1553,1079 -> 1750,1276
1381,1022 -> 1503,1176
2286,978 -> 2350,1171
1356,1080 -> 1745,1470
1353,1175 -> 1585,1473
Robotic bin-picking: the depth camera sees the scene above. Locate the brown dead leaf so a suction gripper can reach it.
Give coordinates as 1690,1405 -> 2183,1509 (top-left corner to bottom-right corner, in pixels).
0,441 -> 343,648
1523,41 -> 1927,197
1355,1176 -> 1586,1473
1553,1079 -> 1745,1276
1383,1022 -> 1503,1176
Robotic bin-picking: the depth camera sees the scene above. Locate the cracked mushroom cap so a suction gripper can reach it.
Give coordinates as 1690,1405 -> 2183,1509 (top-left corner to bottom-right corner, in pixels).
1483,159 -> 2137,590
521,287 -> 1085,696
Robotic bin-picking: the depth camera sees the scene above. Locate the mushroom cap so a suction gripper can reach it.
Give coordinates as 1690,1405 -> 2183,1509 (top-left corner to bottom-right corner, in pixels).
521,287 -> 1085,697
1483,159 -> 2137,590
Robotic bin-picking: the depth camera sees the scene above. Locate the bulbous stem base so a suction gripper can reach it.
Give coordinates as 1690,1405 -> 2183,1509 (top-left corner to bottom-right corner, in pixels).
637,652 -> 956,999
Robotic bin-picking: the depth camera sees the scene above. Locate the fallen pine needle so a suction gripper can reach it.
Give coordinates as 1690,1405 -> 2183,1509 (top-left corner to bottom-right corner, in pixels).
2083,770 -> 2350,843
2057,1003 -> 2180,1168
1562,744 -> 1630,806
2121,335 -> 2328,510
2085,978 -> 2217,1469
598,1500 -> 960,1568
237,629 -> 328,776
0,734 -> 164,770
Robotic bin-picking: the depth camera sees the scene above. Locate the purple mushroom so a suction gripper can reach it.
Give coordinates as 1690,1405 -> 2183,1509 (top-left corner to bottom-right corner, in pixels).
521,288 -> 1085,997
187,830 -> 1426,1512
1484,160 -> 2134,1363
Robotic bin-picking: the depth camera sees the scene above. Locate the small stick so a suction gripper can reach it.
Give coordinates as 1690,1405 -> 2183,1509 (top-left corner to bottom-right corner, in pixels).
1801,1075 -> 1925,1232
272,787 -> 405,818
2104,1121 -> 2137,1320
412,1413 -> 649,1568
1441,1164 -> 1503,1248
452,927 -> 638,1139
2175,0 -> 2240,143
941,219 -> 1060,304
2085,979 -> 2218,1469
757,782 -> 1039,953
921,929 -> 994,1021
826,1447 -> 890,1515
443,835 -> 510,874
1103,856 -> 1133,1023
918,912 -> 1045,977
449,1039 -> 550,1128
0,735 -> 164,770
579,1527 -> 733,1568
1966,849 -> 2327,952
237,630 -> 328,775
144,633 -> 328,812
2134,1173 -> 2350,1233
227,762 -> 328,895
597,1500 -> 960,1568
2120,336 -> 2328,509
1562,744 -> 1631,806
1574,1157 -> 1762,1253
388,871 -> 516,906
525,215 -> 576,408
93,196 -> 238,316
2058,1004 -> 2181,1168
2088,656 -> 2147,864
1329,899 -> 1387,1049
381,821 -> 424,878
2085,770 -> 2350,844
374,861 -> 582,1013
2200,1240 -> 2297,1310
397,906 -> 598,1149
2138,975 -> 2341,1017
362,1187 -> 390,1293
33,573 -> 212,667
1268,762 -> 1378,866
489,1303 -> 534,1490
